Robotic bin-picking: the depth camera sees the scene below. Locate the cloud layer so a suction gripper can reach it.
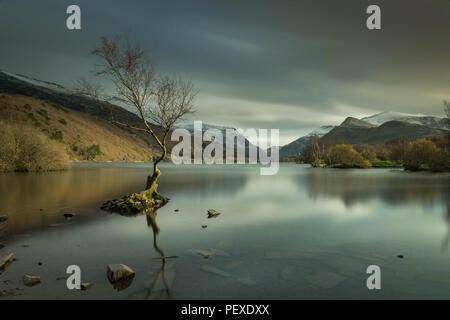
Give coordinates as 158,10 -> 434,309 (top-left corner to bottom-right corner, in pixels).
0,0 -> 449,144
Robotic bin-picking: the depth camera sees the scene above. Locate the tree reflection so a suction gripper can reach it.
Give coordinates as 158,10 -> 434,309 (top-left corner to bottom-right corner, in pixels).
124,207 -> 177,300
441,201 -> 450,253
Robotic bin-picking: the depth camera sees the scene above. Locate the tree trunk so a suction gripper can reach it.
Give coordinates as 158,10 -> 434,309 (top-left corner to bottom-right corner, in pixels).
142,145 -> 167,201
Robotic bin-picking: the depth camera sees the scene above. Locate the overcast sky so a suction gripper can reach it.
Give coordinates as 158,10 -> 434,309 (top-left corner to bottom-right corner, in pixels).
0,0 -> 449,145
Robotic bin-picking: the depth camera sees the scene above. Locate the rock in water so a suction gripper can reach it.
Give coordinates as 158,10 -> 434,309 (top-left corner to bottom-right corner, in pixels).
202,225 -> 207,229
207,209 -> 221,218
107,264 -> 135,291
63,213 -> 77,218
81,282 -> 94,290
107,264 -> 135,282
23,275 -> 41,287
0,253 -> 14,270
0,215 -> 8,222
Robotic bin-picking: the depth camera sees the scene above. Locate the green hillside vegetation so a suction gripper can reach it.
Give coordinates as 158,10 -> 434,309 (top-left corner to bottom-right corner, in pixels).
301,135 -> 450,172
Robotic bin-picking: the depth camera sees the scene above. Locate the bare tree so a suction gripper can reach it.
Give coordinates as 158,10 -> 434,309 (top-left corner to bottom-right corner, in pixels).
73,77 -> 105,100
445,100 -> 450,119
90,35 -> 196,198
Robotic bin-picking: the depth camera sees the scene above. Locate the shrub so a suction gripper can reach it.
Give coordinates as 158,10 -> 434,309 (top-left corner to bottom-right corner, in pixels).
82,144 -> 103,160
429,148 -> 450,172
0,121 -> 69,172
404,139 -> 438,171
328,144 -> 371,168
50,129 -> 63,141
58,118 -> 67,125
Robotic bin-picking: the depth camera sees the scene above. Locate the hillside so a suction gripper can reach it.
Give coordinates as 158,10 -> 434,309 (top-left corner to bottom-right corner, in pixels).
323,118 -> 447,145
279,125 -> 335,158
0,71 -> 261,162
0,94 -> 158,161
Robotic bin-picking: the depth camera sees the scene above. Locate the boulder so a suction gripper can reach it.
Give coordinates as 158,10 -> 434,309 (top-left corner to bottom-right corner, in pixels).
0,253 -> 14,270
23,275 -> 41,287
207,209 -> 221,218
63,213 -> 77,218
81,282 -> 94,290
107,264 -> 135,283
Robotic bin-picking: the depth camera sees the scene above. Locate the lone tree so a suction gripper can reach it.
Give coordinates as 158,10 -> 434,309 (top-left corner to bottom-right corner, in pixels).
89,35 -> 196,208
445,100 -> 450,119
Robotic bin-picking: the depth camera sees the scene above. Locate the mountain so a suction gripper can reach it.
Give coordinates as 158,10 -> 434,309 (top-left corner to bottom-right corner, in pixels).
279,125 -> 336,158
340,117 -> 378,128
0,71 -> 261,161
176,121 -> 264,158
323,117 -> 447,145
361,111 -> 449,130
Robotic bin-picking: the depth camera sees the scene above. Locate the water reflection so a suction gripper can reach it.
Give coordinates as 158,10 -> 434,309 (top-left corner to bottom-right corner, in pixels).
116,207 -> 175,300
441,201 -> 450,253
299,168 -> 449,208
0,164 -> 248,234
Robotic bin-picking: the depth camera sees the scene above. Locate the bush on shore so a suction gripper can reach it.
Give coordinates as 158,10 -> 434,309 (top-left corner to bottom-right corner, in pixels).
0,121 -> 70,172
328,144 -> 372,168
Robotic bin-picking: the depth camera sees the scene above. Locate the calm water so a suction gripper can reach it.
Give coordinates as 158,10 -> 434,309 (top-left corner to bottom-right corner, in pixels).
0,163 -> 449,299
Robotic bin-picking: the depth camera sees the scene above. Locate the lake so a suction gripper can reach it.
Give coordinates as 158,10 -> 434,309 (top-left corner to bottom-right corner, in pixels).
0,163 -> 449,299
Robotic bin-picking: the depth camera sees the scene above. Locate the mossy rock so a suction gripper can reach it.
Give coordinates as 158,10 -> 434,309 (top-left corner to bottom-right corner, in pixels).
100,191 -> 168,215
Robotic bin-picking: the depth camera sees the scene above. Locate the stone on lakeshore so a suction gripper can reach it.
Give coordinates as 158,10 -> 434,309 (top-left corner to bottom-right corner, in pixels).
23,275 -> 41,287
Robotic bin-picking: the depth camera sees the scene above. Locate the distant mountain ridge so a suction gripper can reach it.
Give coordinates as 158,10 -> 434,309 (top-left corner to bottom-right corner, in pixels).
361,111 -> 449,130
280,111 -> 449,158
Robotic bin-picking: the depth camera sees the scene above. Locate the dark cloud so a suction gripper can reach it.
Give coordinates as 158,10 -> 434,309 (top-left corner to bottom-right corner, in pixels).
0,0 -> 449,144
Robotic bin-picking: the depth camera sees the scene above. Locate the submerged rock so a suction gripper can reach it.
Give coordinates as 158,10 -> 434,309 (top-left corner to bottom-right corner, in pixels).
107,264 -> 135,291
23,275 -> 41,287
0,215 -> 8,222
209,248 -> 231,257
305,272 -> 345,289
281,266 -> 296,280
201,265 -> 231,278
207,209 -> 221,218
237,276 -> 257,286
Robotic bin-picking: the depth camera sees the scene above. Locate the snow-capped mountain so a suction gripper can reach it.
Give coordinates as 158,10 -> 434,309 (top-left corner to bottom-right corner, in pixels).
176,121 -> 262,153
361,111 -> 449,130
306,125 -> 337,137
279,125 -> 336,157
